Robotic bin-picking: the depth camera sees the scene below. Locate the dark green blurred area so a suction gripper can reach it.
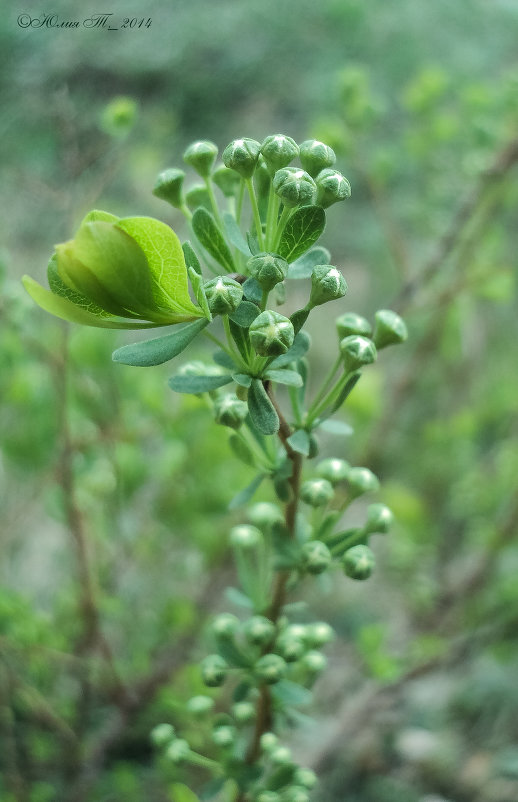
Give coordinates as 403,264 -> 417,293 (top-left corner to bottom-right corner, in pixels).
1,1 -> 518,800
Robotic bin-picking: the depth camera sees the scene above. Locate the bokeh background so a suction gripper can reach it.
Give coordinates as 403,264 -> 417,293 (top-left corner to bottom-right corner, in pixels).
1,1 -> 518,800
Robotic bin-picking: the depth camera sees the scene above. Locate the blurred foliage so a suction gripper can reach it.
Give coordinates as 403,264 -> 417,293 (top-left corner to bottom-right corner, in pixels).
1,0 -> 518,800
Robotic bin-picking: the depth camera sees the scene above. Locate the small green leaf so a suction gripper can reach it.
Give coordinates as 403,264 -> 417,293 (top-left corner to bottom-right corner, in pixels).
286,429 -> 310,455
269,331 -> 311,368
213,350 -> 236,369
326,372 -> 361,416
188,266 -> 212,320
290,308 -> 310,336
243,277 -> 262,304
229,433 -> 255,467
192,207 -> 235,271
169,373 -> 233,394
265,368 -> 303,387
318,419 -> 353,435
277,205 -> 326,263
170,783 -> 201,802
229,319 -> 250,362
229,300 -> 260,327
223,212 -> 251,255
288,246 -> 331,279
248,379 -> 279,435
228,474 -> 266,510
182,240 -> 202,275
246,232 -> 260,255
271,680 -> 313,707
112,319 -> 209,366
232,373 -> 252,387
233,681 -> 253,702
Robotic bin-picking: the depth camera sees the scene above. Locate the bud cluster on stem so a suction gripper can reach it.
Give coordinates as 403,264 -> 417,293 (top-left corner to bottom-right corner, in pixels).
23,131 -> 409,802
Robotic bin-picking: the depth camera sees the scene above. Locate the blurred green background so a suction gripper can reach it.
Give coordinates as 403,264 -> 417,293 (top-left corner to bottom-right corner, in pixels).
1,1 -> 518,800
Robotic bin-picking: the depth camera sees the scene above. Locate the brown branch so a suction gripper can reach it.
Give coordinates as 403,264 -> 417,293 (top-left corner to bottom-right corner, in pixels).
393,135 -> 518,313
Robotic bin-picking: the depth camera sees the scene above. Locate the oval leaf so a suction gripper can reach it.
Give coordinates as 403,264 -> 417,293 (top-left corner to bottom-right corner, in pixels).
229,301 -> 260,327
168,373 -> 232,394
277,206 -> 326,263
286,429 -> 311,456
265,369 -> 303,387
288,246 -> 332,279
269,331 -> 311,368
170,784 -> 201,802
248,379 -> 279,435
223,212 -> 251,255
112,319 -> 209,366
192,207 -> 235,272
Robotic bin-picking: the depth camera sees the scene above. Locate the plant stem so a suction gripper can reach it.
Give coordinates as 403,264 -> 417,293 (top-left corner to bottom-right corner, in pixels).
237,383 -> 303,787
205,176 -> 224,229
306,354 -> 343,421
245,178 -> 265,250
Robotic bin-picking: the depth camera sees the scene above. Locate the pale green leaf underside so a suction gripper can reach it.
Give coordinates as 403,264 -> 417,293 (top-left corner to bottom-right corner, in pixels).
117,216 -> 200,316
22,276 -> 158,329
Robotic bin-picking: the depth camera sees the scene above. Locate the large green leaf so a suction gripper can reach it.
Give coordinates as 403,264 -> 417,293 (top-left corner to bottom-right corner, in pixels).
22,276 -> 157,329
192,207 -> 235,272
117,216 -> 201,316
57,222 -> 155,317
277,205 -> 326,263
47,255 -> 111,317
112,319 -> 209,365
248,379 -> 279,435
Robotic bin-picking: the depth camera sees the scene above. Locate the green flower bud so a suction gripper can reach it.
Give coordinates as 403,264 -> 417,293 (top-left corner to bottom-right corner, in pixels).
275,633 -> 306,663
201,654 -> 228,687
315,168 -> 351,208
372,309 -> 408,349
232,701 -> 256,724
261,134 -> 299,174
152,168 -> 186,208
211,612 -> 240,639
270,745 -> 293,765
256,793 -> 281,802
309,265 -> 347,307
214,394 -> 249,430
347,466 -> 380,498
100,96 -> 137,138
342,544 -> 375,580
300,478 -> 334,507
247,252 -> 289,291
364,503 -> 394,534
186,695 -> 215,716
254,653 -> 287,684
185,184 -> 212,212
284,624 -> 307,641
299,139 -> 336,177
223,138 -> 261,179
272,167 -> 316,207
316,458 -> 351,484
260,732 -> 279,753
336,311 -> 372,340
284,786 -> 310,802
230,524 -> 263,549
293,768 -> 318,790
243,615 -> 276,646
247,502 -> 284,529
165,738 -> 190,763
204,276 -> 243,316
183,140 -> 218,178
304,622 -> 334,648
301,541 -> 332,574
212,724 -> 236,748
213,164 -> 241,197
151,723 -> 175,746
301,650 -> 327,674
249,310 -> 294,357
340,335 -> 377,372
